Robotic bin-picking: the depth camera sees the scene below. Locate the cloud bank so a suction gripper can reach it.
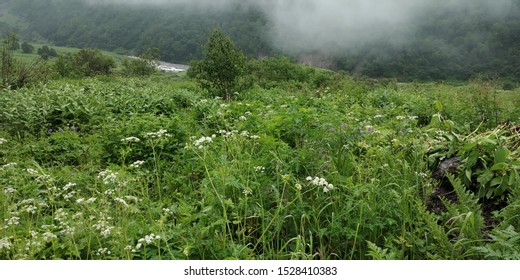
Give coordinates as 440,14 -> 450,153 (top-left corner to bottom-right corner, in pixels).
84,0 -> 515,54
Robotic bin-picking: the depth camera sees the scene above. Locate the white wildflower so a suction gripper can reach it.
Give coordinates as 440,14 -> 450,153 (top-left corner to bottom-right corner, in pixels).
63,191 -> 77,200
23,205 -> 37,214
42,232 -> 57,242
250,135 -> 260,140
104,189 -> 114,196
307,176 -> 334,193
63,182 -> 76,191
26,168 -> 38,175
3,187 -> 15,194
124,196 -> 139,203
254,166 -> 265,173
6,216 -> 20,226
114,197 -> 129,207
1,162 -> 17,170
98,170 -> 118,185
193,136 -> 213,149
97,248 -> 111,255
86,197 -> 97,203
144,129 -> 171,139
0,237 -> 12,251
162,208 -> 172,215
323,184 -> 334,193
76,198 -> 85,204
239,116 -> 247,121
121,136 -> 141,143
0,138 -> 7,145
100,226 -> 114,238
295,183 -> 302,191
129,160 -> 145,168
243,188 -> 252,196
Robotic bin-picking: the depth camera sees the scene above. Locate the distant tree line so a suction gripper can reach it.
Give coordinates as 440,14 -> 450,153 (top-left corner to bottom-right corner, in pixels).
6,0 -> 520,81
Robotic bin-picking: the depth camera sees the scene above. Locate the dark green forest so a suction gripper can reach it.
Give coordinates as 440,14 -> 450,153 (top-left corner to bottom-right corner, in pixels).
1,0 -> 520,81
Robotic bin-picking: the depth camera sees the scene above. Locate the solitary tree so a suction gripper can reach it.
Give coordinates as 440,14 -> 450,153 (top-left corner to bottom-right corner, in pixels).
189,29 -> 246,102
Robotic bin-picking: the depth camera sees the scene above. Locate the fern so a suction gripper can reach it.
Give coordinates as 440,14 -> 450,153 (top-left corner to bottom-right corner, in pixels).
417,202 -> 457,258
498,187 -> 520,229
442,175 -> 485,241
366,241 -> 397,260
473,226 -> 520,260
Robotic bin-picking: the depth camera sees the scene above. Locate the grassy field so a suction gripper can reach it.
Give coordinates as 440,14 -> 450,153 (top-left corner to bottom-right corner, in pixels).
0,73 -> 519,259
10,43 -> 126,66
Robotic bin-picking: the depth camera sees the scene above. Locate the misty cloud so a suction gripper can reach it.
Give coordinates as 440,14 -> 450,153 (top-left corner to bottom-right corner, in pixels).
84,0 -> 515,54
255,0 -> 515,54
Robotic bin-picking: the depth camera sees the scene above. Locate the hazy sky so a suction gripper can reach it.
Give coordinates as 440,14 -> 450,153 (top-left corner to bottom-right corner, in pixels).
84,0 -> 515,53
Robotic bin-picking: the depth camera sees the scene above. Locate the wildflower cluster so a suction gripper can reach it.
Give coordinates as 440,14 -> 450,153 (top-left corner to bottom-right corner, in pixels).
191,135 -> 214,149
396,115 -> 418,121
0,138 -> 6,145
217,130 -> 260,140
132,233 -> 161,252
254,166 -> 265,173
76,197 -> 97,204
4,187 -> 15,194
129,160 -> 145,168
242,188 -> 253,196
0,237 -> 12,251
306,176 -> 334,193
97,247 -> 111,256
93,214 -> 115,238
98,170 -> 118,185
1,162 -> 17,170
144,129 -> 172,139
121,136 -> 141,143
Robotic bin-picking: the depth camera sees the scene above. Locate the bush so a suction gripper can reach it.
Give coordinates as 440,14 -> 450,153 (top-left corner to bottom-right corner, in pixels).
54,49 -> 115,77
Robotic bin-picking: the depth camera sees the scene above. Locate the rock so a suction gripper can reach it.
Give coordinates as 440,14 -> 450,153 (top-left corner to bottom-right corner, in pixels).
432,157 -> 461,179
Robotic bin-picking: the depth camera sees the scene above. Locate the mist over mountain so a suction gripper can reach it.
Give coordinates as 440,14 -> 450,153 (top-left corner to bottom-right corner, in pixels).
2,0 -> 520,80
82,0 -> 515,53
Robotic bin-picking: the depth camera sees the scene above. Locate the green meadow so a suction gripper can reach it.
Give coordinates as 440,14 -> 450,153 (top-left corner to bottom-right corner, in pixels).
1,71 -> 519,259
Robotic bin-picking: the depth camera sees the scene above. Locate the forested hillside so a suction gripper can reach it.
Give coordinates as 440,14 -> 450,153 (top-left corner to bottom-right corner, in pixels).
1,0 -> 520,81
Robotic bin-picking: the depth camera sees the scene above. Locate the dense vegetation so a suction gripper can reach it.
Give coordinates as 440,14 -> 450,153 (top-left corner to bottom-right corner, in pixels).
1,0 -> 519,81
1,49 -> 520,259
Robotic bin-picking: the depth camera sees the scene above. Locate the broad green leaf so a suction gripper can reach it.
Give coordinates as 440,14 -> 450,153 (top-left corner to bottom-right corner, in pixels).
486,188 -> 494,199
494,146 -> 509,164
490,162 -> 509,172
465,169 -> 472,182
464,150 -> 479,168
490,177 -> 502,187
477,170 -> 493,185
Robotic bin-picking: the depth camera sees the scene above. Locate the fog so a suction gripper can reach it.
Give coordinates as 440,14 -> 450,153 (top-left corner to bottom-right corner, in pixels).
84,0 -> 515,54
